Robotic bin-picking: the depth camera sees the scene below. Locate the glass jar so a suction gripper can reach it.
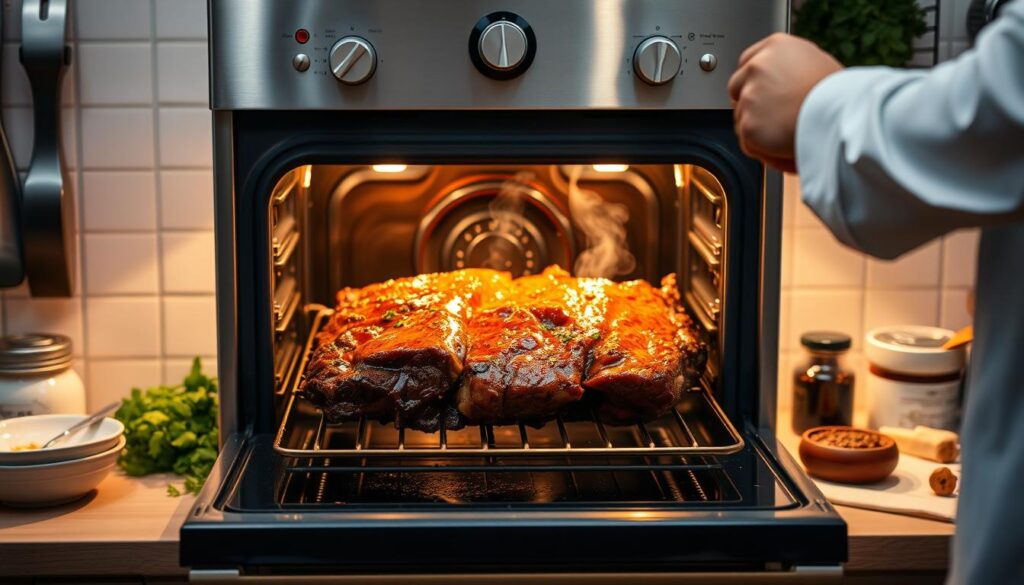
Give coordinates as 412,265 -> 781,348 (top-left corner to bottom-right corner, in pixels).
791,331 -> 855,434
0,334 -> 85,420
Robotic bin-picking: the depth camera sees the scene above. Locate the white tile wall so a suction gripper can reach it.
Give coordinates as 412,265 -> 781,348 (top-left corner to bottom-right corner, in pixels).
0,0 -> 215,407
82,171 -> 157,231
0,0 -> 982,412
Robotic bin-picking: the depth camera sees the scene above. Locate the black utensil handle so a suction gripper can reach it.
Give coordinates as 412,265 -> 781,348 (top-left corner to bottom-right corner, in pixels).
0,6 -> 25,288
21,0 -> 75,297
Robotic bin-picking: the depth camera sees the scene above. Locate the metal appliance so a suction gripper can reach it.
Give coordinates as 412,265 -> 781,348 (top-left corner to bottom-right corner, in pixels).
185,0 -> 847,581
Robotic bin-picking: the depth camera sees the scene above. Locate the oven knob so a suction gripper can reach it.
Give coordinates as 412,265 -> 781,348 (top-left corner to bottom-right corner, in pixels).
633,36 -> 681,86
469,12 -> 536,80
479,21 -> 527,71
329,36 -> 377,85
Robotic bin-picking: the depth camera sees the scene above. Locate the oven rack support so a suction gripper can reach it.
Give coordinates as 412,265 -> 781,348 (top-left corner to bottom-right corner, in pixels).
274,307 -> 745,460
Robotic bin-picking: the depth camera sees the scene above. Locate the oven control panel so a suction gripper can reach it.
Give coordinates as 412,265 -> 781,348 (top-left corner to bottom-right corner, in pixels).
210,0 -> 788,110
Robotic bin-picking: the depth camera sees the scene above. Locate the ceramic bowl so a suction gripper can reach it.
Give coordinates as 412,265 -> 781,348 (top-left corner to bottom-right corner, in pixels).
0,435 -> 125,507
0,414 -> 124,465
799,426 -> 899,484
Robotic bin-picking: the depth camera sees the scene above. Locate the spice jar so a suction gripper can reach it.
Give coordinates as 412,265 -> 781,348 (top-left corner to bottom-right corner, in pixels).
865,326 -> 965,432
0,334 -> 85,420
791,332 -> 855,434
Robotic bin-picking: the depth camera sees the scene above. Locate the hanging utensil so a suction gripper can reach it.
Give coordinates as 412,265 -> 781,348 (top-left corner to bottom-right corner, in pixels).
0,6 -> 25,288
21,0 -> 75,296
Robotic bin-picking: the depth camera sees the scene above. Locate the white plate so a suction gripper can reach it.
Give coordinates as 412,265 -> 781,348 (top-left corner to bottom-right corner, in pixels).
0,435 -> 125,507
0,414 -> 124,465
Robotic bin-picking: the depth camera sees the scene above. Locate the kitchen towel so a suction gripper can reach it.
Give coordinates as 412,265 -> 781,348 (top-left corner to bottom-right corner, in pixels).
812,454 -> 959,522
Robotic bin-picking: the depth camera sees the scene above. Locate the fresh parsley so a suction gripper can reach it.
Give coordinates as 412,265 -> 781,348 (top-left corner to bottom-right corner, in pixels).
114,358 -> 219,497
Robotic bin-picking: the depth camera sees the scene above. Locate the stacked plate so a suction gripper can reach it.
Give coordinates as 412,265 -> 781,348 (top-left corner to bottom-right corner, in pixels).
0,414 -> 125,507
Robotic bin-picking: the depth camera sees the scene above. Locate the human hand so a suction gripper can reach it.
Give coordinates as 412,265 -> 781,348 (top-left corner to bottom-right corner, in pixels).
727,33 -> 843,173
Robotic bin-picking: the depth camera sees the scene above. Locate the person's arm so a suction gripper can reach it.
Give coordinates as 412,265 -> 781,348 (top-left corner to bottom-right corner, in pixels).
729,1 -> 1024,259
797,1 -> 1024,258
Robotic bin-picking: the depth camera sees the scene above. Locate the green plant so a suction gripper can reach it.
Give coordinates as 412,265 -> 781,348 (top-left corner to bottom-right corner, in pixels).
794,0 -> 927,67
114,358 -> 219,496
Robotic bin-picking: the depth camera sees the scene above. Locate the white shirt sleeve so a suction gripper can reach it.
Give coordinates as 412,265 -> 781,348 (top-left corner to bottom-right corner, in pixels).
795,0 -> 1024,259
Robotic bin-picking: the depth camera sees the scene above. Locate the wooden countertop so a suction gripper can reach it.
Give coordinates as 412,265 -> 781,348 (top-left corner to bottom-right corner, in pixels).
0,428 -> 954,578
0,471 -> 194,578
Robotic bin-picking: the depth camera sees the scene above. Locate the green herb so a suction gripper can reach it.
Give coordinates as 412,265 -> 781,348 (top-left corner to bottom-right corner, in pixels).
553,330 -> 575,343
795,0 -> 926,67
393,320 -> 406,328
541,322 -> 556,331
588,330 -> 602,341
114,357 -> 219,497
166,484 -> 181,497
382,309 -> 397,322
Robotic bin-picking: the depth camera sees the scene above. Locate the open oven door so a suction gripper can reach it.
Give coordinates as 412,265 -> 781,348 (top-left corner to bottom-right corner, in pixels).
183,424 -> 845,582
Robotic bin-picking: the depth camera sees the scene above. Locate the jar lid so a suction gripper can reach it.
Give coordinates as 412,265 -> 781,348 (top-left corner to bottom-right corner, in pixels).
0,334 -> 74,375
800,331 -> 852,352
865,326 -> 965,375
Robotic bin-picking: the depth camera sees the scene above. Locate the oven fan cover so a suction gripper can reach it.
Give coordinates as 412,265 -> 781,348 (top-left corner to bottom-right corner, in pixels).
416,180 -> 574,276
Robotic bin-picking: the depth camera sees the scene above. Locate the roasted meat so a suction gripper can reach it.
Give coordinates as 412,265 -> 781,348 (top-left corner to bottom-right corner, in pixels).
299,269 -> 510,431
300,266 -> 706,430
583,272 -> 707,422
456,269 -> 592,424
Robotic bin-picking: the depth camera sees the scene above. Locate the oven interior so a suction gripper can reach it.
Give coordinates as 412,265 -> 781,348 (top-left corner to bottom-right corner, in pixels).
230,161 -> 798,513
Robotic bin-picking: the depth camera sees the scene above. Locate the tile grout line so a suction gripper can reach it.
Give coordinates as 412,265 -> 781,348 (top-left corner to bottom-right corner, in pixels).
69,6 -> 92,399
149,0 -> 171,383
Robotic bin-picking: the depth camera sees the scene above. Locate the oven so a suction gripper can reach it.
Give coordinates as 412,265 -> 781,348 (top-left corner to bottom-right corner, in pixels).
184,0 -> 846,582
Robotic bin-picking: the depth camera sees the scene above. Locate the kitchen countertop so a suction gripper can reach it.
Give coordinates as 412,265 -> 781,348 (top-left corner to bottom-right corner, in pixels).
0,471 -> 194,578
0,437 -> 954,579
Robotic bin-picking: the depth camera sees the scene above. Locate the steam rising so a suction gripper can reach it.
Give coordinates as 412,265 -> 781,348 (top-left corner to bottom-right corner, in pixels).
483,172 -> 534,271
567,165 -> 636,278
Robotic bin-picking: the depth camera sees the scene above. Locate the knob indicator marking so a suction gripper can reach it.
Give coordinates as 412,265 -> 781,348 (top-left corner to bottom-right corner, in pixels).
633,36 -> 682,86
329,36 -> 377,85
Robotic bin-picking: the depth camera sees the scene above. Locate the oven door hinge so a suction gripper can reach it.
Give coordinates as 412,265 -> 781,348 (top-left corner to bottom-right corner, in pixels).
190,569 -> 241,583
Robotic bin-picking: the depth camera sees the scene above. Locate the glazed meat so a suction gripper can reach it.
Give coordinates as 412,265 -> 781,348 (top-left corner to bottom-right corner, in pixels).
456,270 -> 593,423
583,272 -> 707,422
300,266 -> 706,430
299,269 -> 510,431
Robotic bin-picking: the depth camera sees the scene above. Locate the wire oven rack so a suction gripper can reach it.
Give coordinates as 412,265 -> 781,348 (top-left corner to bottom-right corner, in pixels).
274,306 -> 745,460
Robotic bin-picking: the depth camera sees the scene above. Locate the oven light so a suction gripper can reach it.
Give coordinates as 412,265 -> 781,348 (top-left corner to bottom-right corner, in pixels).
674,165 -> 684,188
302,165 -> 312,188
591,164 -> 629,173
372,164 -> 408,173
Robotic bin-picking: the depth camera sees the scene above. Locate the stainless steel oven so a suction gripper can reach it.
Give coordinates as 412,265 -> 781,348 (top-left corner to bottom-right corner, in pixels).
184,0 -> 846,581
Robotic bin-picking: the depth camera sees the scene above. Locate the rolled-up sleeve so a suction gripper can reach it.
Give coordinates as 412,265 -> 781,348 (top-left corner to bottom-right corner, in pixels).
795,0 -> 1024,259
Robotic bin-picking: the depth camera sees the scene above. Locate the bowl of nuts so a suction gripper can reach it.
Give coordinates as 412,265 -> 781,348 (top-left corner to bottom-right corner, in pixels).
799,426 -> 900,484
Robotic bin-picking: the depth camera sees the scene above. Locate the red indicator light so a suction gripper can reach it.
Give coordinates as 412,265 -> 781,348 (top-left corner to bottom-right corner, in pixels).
295,29 -> 310,44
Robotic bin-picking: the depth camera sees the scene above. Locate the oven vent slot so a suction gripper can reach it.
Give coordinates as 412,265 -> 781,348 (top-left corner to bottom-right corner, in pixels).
273,276 -> 300,333
274,335 -> 300,391
686,274 -> 720,334
271,172 -> 300,206
272,215 -> 296,258
273,230 -> 300,268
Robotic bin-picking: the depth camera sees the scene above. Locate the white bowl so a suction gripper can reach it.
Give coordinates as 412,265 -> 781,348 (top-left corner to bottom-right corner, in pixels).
0,414 -> 124,465
0,435 -> 125,507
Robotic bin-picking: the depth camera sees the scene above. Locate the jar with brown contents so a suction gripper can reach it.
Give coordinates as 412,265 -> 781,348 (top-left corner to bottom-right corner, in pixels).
792,332 -> 855,434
